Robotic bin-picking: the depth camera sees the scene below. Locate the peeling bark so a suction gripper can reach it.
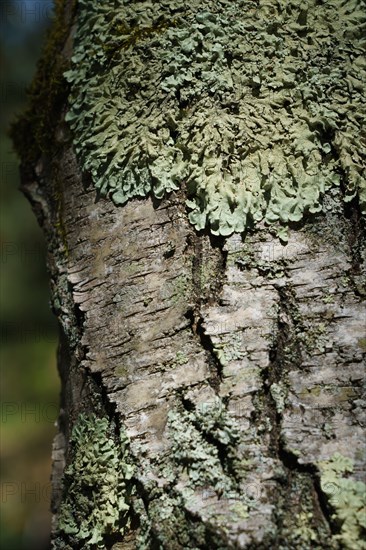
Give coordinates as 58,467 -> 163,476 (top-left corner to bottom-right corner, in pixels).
13,1 -> 365,548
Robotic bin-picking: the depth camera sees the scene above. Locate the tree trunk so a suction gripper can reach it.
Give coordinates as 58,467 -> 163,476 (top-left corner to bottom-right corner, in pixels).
12,0 -> 365,548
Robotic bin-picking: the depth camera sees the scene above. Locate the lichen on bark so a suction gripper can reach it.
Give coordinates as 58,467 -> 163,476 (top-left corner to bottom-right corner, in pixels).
64,0 -> 365,239
11,0 -> 365,548
318,453 -> 366,550
54,413 -> 134,548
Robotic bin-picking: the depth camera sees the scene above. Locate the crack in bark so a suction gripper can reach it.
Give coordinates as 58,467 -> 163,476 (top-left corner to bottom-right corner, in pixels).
253,282 -> 334,545
277,445 -> 336,542
180,396 -> 241,488
184,308 -> 223,393
185,231 -> 228,394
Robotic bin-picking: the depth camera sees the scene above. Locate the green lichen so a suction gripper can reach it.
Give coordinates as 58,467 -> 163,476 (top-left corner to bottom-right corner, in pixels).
167,397 -> 243,494
135,492 -> 207,550
131,398 -> 253,547
276,472 -> 332,549
290,512 -> 318,546
213,332 -> 245,367
65,0 -> 365,238
56,413 -> 134,548
161,274 -> 191,305
175,351 -> 189,365
318,453 -> 366,550
270,382 -> 287,414
299,320 -> 330,354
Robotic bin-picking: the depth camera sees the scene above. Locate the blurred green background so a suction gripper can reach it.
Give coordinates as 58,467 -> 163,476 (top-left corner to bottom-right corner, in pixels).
1,1 -> 59,548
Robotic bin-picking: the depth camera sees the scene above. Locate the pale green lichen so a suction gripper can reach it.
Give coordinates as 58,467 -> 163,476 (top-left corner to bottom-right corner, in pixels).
56,413 -> 134,548
135,492 -> 208,549
270,382 -> 287,414
213,332 -> 245,367
175,350 -> 189,365
299,320 -> 330,354
289,512 -> 318,546
65,0 -> 365,238
167,397 -> 243,494
318,453 -> 366,550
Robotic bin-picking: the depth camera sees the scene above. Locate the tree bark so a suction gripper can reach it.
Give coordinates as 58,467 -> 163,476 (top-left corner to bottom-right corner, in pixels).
13,0 -> 365,548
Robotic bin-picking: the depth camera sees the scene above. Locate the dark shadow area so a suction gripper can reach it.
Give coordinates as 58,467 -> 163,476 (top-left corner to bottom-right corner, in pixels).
0,2 -> 59,548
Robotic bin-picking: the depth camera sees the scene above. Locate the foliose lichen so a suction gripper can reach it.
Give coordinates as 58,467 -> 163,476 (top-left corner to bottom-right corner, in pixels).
318,453 -> 366,550
56,413 -> 134,548
213,332 -> 245,367
128,398 -> 253,548
167,397 -> 242,494
134,492 -> 208,550
65,0 -> 365,238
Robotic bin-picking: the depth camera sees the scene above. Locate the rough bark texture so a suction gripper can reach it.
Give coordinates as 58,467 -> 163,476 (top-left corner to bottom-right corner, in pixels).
13,1 -> 365,549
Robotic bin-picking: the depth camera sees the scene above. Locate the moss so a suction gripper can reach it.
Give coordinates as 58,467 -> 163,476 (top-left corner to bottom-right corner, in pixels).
64,0 -> 364,239
276,472 -> 332,549
173,275 -> 190,301
55,413 -> 134,548
53,173 -> 69,257
9,1 -> 73,263
318,453 -> 366,550
200,255 -> 219,291
10,0 -> 76,166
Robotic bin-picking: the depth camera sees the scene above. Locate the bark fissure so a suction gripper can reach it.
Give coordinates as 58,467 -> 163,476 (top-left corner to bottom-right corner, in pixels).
184,308 -> 223,393
180,395 -> 241,488
252,279 -> 335,545
185,231 -> 231,393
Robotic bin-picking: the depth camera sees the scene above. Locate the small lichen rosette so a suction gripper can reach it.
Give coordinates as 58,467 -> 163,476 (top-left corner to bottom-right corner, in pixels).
65,0 -> 366,238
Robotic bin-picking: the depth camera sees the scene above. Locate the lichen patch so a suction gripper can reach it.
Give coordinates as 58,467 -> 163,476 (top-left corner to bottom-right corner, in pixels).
65,0 -> 365,238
